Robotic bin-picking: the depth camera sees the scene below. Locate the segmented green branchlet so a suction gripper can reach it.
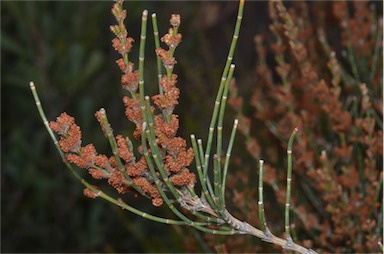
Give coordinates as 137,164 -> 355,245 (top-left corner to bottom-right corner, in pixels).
142,107 -> 217,225
197,138 -> 216,206
141,123 -> 238,235
142,98 -> 189,206
144,96 -> 158,146
285,127 -> 298,240
144,98 -> 221,223
143,74 -> 219,222
197,138 -> 216,203
190,135 -> 219,212
197,139 -> 205,168
142,98 -> 178,193
30,82 -> 65,160
213,154 -> 221,207
139,10 -> 148,110
257,160 -> 268,232
146,97 -> 221,222
144,131 -> 181,201
216,64 -> 235,207
30,81 -> 188,226
203,0 -> 244,177
221,119 -> 238,206
151,13 -> 164,95
97,108 -> 149,198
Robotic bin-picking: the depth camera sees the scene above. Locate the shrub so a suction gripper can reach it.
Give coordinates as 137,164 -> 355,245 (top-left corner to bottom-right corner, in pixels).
30,0 -> 382,253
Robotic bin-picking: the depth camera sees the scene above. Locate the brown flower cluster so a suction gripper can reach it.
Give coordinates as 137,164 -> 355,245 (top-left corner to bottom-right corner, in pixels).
155,14 -> 182,72
49,112 -> 82,153
152,74 -> 180,117
49,111 -> 166,206
222,0 -> 382,253
110,0 -> 139,93
50,2 -> 196,208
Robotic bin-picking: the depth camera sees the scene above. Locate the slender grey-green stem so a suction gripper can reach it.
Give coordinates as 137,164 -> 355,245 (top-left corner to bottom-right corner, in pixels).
213,154 -> 221,206
197,139 -> 205,168
203,0 -> 244,177
221,119 -> 238,206
97,108 -> 148,198
216,64 -> 235,206
190,135 -> 219,212
139,10 -> 148,110
258,159 -> 268,231
197,138 -> 216,202
285,127 -> 298,240
142,99 -> 180,200
151,13 -> 164,94
144,97 -> 220,224
141,123 -> 238,235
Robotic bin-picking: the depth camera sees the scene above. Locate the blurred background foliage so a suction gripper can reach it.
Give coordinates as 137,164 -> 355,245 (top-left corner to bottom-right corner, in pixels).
1,1 -> 269,252
2,0 -> 382,253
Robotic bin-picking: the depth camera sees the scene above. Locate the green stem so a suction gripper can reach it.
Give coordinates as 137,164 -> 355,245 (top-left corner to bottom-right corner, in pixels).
258,159 -> 268,232
221,119 -> 238,206
190,135 -> 219,211
285,127 -> 298,239
203,0 -> 244,177
142,123 -> 238,235
216,64 -> 235,204
139,10 -> 148,112
197,138 -> 205,168
143,98 -> 215,226
142,99 -> 180,200
98,108 -> 148,198
213,154 -> 221,207
151,13 -> 164,94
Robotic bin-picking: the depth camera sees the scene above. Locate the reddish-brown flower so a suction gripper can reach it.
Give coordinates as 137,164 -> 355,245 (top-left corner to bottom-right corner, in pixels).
49,112 -> 82,153
170,168 -> 196,187
67,144 -> 97,168
121,70 -> 140,93
116,135 -> 134,163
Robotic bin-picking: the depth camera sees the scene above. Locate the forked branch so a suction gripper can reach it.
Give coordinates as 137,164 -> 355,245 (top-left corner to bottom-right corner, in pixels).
30,0 -> 315,253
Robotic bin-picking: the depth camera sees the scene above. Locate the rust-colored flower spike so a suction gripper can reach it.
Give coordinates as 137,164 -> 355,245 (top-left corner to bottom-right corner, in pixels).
156,48 -> 177,70
121,69 -> 140,93
161,28 -> 182,49
49,112 -> 82,153
111,0 -> 126,23
111,37 -> 134,56
67,144 -> 97,168
170,14 -> 181,27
